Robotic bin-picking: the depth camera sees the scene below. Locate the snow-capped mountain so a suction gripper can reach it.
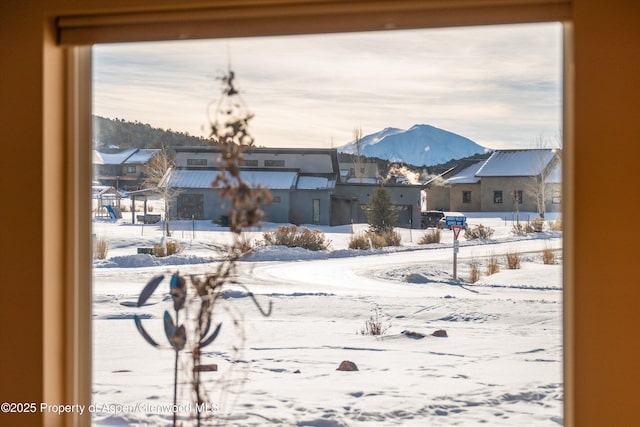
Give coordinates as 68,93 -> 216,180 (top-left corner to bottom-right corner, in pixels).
339,124 -> 488,166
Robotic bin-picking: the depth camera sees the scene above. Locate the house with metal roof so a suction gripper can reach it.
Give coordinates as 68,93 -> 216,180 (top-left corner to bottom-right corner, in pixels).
161,146 -> 422,227
444,149 -> 562,215
93,148 -> 161,191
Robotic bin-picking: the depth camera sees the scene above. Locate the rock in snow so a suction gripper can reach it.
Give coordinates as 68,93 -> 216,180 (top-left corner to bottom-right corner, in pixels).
401,330 -> 427,339
336,360 -> 359,371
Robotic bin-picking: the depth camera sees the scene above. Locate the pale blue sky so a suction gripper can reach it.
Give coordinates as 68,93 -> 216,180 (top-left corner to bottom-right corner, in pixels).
93,22 -> 562,150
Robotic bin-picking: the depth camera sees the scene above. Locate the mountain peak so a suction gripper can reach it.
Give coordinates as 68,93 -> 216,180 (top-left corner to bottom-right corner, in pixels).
338,124 -> 487,166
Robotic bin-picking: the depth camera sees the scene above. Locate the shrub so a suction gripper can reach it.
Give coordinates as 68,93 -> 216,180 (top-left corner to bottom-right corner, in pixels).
542,246 -> 557,264
513,218 -> 545,235
468,259 -> 480,283
505,250 -> 521,269
366,187 -> 398,233
548,218 -> 562,231
379,229 -> 401,246
359,308 -> 390,336
153,240 -> 184,257
348,230 -> 401,249
262,225 -> 330,251
93,236 -> 108,260
511,222 -> 526,236
236,233 -> 254,254
349,233 -> 381,249
530,217 -> 545,232
486,254 -> 500,275
464,224 -> 495,240
418,228 -> 441,244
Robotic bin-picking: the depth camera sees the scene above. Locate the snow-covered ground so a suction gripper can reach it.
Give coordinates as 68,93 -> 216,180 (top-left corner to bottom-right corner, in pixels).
92,210 -> 563,426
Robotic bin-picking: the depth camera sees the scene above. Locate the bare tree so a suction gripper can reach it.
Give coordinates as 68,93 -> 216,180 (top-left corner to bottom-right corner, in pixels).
352,126 -> 365,181
143,147 -> 182,236
524,135 -> 562,219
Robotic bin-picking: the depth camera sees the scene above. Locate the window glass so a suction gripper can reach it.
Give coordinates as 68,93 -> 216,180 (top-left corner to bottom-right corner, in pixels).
92,23 -> 563,427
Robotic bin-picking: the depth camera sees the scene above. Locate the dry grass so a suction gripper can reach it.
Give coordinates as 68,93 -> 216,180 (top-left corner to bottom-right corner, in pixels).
349,230 -> 401,249
418,228 -> 441,245
93,236 -> 108,260
548,218 -> 562,231
530,218 -> 545,232
542,246 -> 557,264
464,224 -> 495,240
359,308 -> 391,336
262,225 -> 330,251
505,250 -> 521,269
235,233 -> 254,254
153,240 -> 184,257
468,259 -> 481,283
511,222 -> 526,236
486,254 -> 500,276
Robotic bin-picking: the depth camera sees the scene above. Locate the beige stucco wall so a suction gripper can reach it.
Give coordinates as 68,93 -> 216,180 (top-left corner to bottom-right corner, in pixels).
424,184 -> 450,211
449,183 -> 481,212
479,176 -> 540,213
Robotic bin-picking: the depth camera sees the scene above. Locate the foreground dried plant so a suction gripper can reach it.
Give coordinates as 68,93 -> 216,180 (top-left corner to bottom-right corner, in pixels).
133,69 -> 273,427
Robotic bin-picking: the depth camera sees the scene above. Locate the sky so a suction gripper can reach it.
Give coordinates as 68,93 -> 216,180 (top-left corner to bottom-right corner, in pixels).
92,22 -> 562,150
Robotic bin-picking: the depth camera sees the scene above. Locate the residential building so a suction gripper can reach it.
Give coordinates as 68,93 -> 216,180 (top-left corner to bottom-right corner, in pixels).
93,148 -> 160,190
162,146 -> 421,226
338,160 -> 380,183
445,149 -> 561,215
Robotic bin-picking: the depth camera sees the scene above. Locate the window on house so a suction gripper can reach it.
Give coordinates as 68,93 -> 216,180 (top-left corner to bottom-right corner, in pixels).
187,158 -> 207,166
272,196 -> 281,202
126,165 -> 136,173
552,191 -> 561,204
177,193 -> 204,219
514,190 -> 523,204
462,191 -> 471,203
312,199 -> 320,223
494,191 -> 503,204
265,159 -> 285,167
239,159 -> 259,167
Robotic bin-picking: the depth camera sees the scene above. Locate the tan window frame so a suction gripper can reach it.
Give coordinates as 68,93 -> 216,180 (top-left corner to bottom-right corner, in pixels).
59,2 -> 574,426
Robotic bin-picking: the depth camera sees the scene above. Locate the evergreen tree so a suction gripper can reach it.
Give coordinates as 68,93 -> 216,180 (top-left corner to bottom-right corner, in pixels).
367,187 -> 397,233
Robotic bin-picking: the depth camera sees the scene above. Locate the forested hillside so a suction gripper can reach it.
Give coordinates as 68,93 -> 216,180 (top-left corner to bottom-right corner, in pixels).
93,115 -> 211,150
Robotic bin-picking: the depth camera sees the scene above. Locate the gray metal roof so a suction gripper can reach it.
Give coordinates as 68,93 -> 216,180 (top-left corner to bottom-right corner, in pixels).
124,149 -> 160,164
443,162 -> 483,185
475,149 -> 556,177
163,169 -> 298,190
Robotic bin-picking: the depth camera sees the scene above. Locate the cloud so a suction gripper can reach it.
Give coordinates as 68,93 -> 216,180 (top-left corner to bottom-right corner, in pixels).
93,22 -> 562,149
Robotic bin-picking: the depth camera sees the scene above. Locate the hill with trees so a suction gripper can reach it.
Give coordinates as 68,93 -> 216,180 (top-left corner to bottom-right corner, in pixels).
92,115 -> 211,150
